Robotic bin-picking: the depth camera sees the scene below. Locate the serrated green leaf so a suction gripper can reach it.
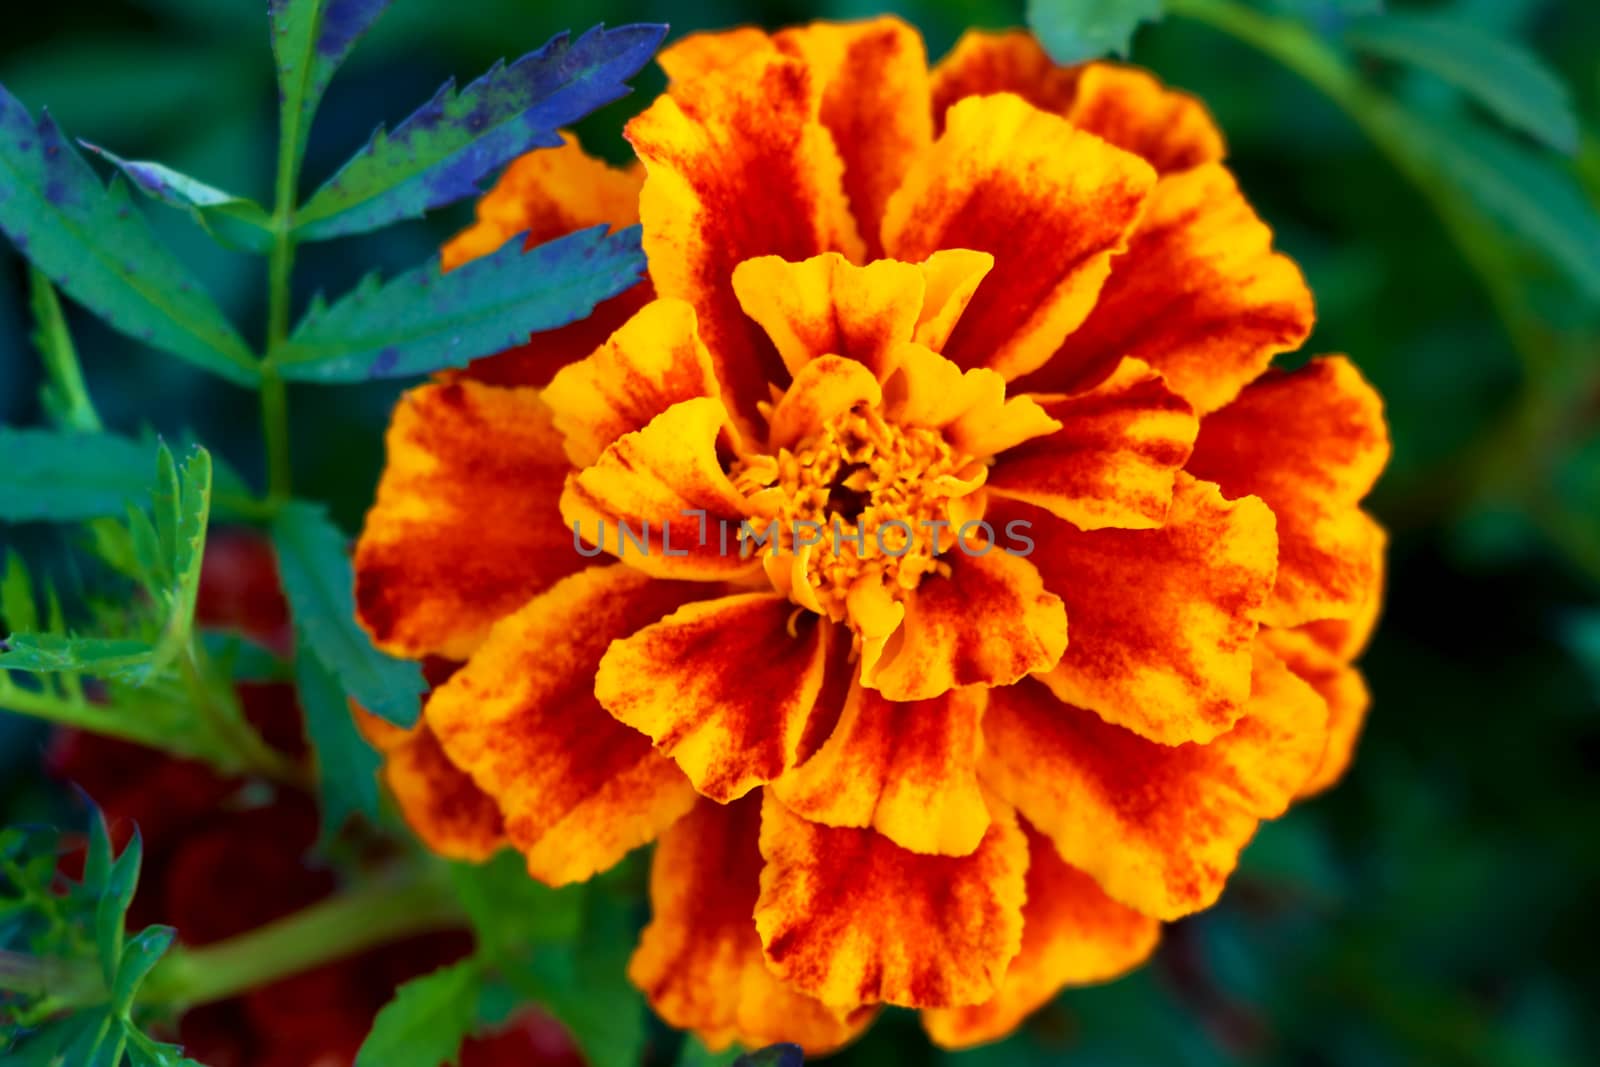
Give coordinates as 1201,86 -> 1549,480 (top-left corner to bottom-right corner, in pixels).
81,143 -> 275,253
83,804 -> 112,892
0,85 -> 259,386
1027,0 -> 1164,63
201,630 -> 291,682
112,924 -> 175,1012
95,828 -> 141,985
276,224 -> 644,381
0,634 -> 153,675
152,445 -> 181,587
1,553 -> 39,635
125,1026 -> 209,1067
270,502 -> 425,724
1408,114 -> 1600,302
270,0 -> 397,164
0,428 -> 155,522
292,24 -> 666,241
1347,13 -> 1578,154
449,851 -> 583,958
293,645 -> 383,841
29,267 -> 101,433
170,447 -> 213,636
355,959 -> 482,1067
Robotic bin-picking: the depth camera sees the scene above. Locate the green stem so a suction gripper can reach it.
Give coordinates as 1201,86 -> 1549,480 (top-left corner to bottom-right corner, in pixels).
142,870 -> 465,1011
28,268 -> 102,434
261,98 -> 303,505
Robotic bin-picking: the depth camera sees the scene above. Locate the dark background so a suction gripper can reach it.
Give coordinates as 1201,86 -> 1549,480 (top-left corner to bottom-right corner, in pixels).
3,1 -> 1599,1064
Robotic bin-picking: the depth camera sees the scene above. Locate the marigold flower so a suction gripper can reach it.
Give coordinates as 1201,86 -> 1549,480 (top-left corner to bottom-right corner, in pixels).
353,19 -> 1390,1053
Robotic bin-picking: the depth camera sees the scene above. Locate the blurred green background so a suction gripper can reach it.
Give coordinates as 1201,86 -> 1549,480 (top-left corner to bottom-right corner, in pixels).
3,1 -> 1599,1065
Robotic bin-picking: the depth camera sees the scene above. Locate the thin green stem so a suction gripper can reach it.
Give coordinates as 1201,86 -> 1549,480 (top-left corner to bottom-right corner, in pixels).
261,95 -> 304,504
142,869 -> 465,1011
28,268 -> 102,434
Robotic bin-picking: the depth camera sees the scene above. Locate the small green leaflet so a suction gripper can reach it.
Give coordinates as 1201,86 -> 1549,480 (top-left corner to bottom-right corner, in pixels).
269,0 -> 397,162
677,1036 -> 743,1067
275,224 -> 645,382
1346,13 -> 1579,154
29,268 -> 101,432
293,640 -> 384,840
1027,0 -> 1164,63
355,959 -> 483,1067
0,427 -> 156,522
450,851 -> 585,958
81,143 -> 275,253
111,925 -> 175,1012
291,23 -> 666,242
0,85 -> 259,386
271,501 -> 425,725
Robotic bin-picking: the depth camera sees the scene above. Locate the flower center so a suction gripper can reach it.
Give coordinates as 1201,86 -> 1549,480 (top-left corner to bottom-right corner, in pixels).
732,406 -> 986,626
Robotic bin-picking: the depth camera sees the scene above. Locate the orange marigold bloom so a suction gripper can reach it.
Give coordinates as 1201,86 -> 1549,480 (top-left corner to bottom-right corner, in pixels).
353,19 -> 1390,1054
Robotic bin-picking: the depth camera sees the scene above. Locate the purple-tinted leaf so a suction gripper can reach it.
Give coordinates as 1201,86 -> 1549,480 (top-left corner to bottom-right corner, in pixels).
275,223 -> 645,381
270,0 -> 396,161
81,142 -> 274,253
0,85 -> 258,385
292,23 -> 666,242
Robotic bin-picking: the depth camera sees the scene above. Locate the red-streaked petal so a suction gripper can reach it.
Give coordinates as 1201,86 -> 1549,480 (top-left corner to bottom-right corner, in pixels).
1263,626 -> 1372,797
425,566 -> 701,885
627,52 -> 864,429
928,30 -> 1082,131
631,795 -> 878,1055
560,396 -> 760,581
756,791 -> 1028,1008
921,821 -> 1161,1049
1022,163 -> 1313,414
356,708 -> 506,862
882,93 -> 1154,381
771,683 -> 990,856
1063,63 -> 1226,175
355,381 -> 581,660
1188,356 -> 1390,627
766,355 -> 885,451
865,548 -> 1067,703
731,253 -> 925,382
912,249 -> 994,352
542,298 -> 721,468
980,651 -> 1327,920
772,17 -> 933,257
989,358 -> 1197,531
1013,473 -> 1278,745
657,28 -> 775,84
596,594 -> 836,802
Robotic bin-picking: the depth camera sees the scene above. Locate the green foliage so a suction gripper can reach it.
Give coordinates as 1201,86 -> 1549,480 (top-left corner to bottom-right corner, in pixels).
269,0 -> 396,164
1,805 -> 191,1066
1026,0 -> 1164,62
28,269 -> 100,433
736,1046 -> 805,1067
0,429 -> 157,522
450,852 -> 585,956
81,145 -> 275,253
355,959 -> 483,1067
0,85 -> 259,386
292,24 -> 666,241
276,224 -> 646,381
292,643 -> 383,842
270,501 -> 425,726
1346,12 -> 1578,154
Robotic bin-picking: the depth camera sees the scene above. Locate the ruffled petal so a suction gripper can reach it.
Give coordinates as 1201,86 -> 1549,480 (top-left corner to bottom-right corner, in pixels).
355,381 -> 582,660
1022,163 -> 1314,414
441,131 -> 650,389
865,548 -> 1067,703
631,796 -> 877,1055
595,594 -> 836,802
424,566 -> 701,885
731,254 -> 925,382
657,28 -> 775,84
921,822 -> 1160,1049
756,791 -> 1028,1008
1188,356 -> 1389,626
882,93 -> 1154,381
542,298 -> 721,468
980,650 -> 1327,920
561,397 -> 760,580
988,358 -> 1197,531
1063,63 -> 1226,175
882,344 -> 1060,457
766,355 -> 885,450
771,683 -> 990,856
1263,626 -> 1371,797
912,250 -> 994,352
928,30 -> 1082,130
1012,473 -> 1278,745
355,708 -> 505,862
772,17 -> 933,256
627,52 -> 864,429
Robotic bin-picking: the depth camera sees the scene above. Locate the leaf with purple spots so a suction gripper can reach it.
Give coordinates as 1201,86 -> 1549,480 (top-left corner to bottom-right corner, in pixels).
0,84 -> 259,386
269,0 -> 396,162
80,144 -> 275,253
291,22 -> 665,242
273,223 -> 645,382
